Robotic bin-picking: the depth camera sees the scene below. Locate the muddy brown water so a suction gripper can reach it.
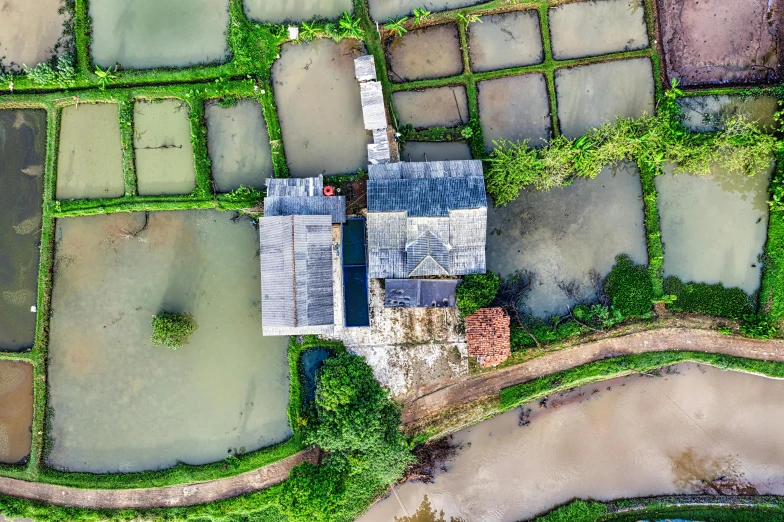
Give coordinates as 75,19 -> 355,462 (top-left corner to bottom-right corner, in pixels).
387,24 -> 463,83
56,103 -> 125,200
369,0 -> 479,21
0,0 -> 68,70
206,100 -> 273,192
393,86 -> 469,129
46,210 -> 291,472
0,361 -> 32,464
486,162 -> 647,318
656,163 -> 772,295
658,0 -> 781,86
548,0 -> 648,60
478,73 -> 551,151
678,95 -> 780,133
243,0 -> 352,23
468,10 -> 543,72
362,363 -> 784,521
133,99 -> 197,196
0,110 -> 45,350
399,142 -> 472,162
555,58 -> 655,139
89,0 -> 229,69
272,39 -> 370,177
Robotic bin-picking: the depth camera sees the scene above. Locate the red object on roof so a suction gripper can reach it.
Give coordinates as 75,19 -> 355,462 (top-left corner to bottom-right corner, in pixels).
466,307 -> 511,368
323,185 -> 335,196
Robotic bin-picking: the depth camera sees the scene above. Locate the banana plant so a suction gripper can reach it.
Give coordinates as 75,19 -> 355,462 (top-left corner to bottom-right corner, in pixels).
385,16 -> 408,36
300,21 -> 317,41
339,12 -> 364,39
413,7 -> 430,24
94,65 -> 118,90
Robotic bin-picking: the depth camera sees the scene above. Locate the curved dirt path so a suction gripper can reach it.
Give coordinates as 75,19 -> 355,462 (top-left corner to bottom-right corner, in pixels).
401,327 -> 784,424
0,447 -> 318,509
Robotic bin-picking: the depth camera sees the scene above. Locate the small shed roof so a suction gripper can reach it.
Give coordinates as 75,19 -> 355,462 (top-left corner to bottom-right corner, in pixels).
266,176 -> 323,197
354,55 -> 376,82
360,81 -> 387,131
385,279 -> 460,308
263,195 -> 346,224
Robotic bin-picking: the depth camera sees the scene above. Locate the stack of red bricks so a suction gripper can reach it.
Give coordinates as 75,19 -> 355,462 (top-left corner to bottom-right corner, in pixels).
465,307 -> 510,368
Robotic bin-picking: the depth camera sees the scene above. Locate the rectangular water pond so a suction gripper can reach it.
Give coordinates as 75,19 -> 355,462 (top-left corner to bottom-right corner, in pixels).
342,219 -> 370,327
400,142 -> 472,162
299,348 -> 331,404
47,210 -> 291,473
486,162 -> 647,318
386,24 -> 463,83
369,0 -> 480,20
90,0 -> 230,69
678,95 -> 780,133
57,103 -> 125,200
0,360 -> 33,464
206,99 -> 274,192
0,110 -> 45,350
244,0 -> 352,23
478,73 -> 551,150
656,163 -> 772,294
392,86 -> 469,128
133,99 -> 197,195
0,0 -> 68,70
548,0 -> 649,60
468,10 -> 543,72
272,39 -> 370,177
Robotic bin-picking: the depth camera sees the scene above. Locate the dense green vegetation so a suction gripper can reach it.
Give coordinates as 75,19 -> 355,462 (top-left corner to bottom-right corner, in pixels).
663,277 -> 754,319
150,312 -> 196,349
604,254 -> 654,318
456,272 -> 501,316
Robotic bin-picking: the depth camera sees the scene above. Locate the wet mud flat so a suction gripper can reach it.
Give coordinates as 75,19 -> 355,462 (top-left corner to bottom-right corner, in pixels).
243,0 -> 352,24
658,0 -> 783,86
0,110 -> 45,350
399,142 -> 472,162
0,361 -> 33,464
468,10 -> 543,72
133,99 -> 196,196
477,73 -> 551,151
89,0 -> 230,69
362,363 -> 784,521
272,39 -> 370,177
386,24 -> 463,83
206,99 -> 273,192
555,58 -> 655,139
56,103 -> 125,200
656,163 -> 772,294
678,95 -> 780,133
549,0 -> 648,60
47,210 -> 291,473
392,86 -> 469,128
0,0 -> 69,70
486,163 -> 647,318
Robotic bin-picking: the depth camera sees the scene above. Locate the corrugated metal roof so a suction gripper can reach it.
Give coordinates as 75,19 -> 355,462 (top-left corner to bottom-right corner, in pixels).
367,160 -> 484,180
406,231 -> 450,275
260,215 -> 335,332
264,195 -> 346,224
266,176 -> 323,197
368,142 -> 390,164
367,177 -> 487,217
354,55 -> 376,82
360,81 -> 387,130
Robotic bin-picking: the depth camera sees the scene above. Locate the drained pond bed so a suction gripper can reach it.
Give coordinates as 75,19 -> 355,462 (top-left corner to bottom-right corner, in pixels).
0,360 -> 33,465
46,210 -> 291,473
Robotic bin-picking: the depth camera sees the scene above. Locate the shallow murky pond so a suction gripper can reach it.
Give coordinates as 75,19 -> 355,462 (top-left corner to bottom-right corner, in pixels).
486,162 -> 647,318
243,0 -> 352,23
0,361 -> 33,464
369,0 -> 479,21
47,210 -> 291,472
555,58 -> 655,139
0,0 -> 68,70
272,39 -> 370,177
206,100 -> 273,192
386,24 -> 463,83
133,99 -> 196,196
678,95 -> 780,133
393,86 -> 469,128
56,103 -> 125,200
90,0 -> 229,69
478,73 -> 551,151
656,163 -> 772,294
399,141 -> 472,162
468,10 -> 543,72
0,110 -> 45,350
548,0 -> 649,60
363,363 -> 784,521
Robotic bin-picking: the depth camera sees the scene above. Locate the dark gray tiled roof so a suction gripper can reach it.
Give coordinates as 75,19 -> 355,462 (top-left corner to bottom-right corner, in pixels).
264,195 -> 346,224
368,177 -> 487,217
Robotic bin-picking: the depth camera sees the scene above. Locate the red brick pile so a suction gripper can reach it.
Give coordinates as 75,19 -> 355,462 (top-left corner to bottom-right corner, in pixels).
465,307 -> 510,368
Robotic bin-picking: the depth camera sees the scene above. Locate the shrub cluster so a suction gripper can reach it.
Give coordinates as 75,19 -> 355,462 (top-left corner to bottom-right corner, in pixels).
455,272 -> 501,317
662,276 -> 753,319
150,312 -> 196,349
604,254 -> 654,318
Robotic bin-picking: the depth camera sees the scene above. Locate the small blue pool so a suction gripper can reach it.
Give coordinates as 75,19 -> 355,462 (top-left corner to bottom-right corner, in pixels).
342,218 -> 370,327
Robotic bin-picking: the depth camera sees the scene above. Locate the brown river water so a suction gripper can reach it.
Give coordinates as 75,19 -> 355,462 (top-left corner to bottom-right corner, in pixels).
362,363 -> 784,521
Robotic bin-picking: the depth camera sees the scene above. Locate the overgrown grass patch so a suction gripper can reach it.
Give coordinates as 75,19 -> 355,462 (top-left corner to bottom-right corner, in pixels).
663,276 -> 755,319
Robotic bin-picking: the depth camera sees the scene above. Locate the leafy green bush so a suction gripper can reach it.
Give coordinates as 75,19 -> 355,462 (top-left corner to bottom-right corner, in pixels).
279,458 -> 347,522
24,63 -> 58,85
771,173 -> 784,212
604,254 -> 653,318
151,312 -> 196,349
740,313 -> 780,339
456,272 -> 501,317
662,276 -> 753,319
